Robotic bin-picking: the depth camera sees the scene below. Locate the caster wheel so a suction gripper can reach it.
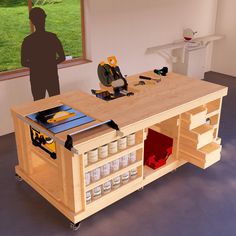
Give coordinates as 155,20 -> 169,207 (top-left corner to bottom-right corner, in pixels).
138,187 -> 144,192
70,222 -> 81,231
15,174 -> 23,182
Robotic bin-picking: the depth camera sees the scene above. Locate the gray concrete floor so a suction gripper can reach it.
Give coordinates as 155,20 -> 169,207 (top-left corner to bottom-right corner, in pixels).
1,71 -> 236,236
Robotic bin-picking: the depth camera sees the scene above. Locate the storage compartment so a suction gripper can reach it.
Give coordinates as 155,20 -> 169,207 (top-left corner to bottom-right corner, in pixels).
30,150 -> 61,201
205,99 -> 221,116
180,124 -> 214,149
144,129 -> 173,169
181,106 -> 207,129
179,142 -> 222,169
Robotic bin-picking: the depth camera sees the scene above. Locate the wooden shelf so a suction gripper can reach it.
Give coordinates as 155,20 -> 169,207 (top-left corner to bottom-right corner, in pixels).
87,174 -> 142,206
143,159 -> 186,186
85,143 -> 143,172
86,160 -> 142,192
206,109 -> 220,118
146,34 -> 224,53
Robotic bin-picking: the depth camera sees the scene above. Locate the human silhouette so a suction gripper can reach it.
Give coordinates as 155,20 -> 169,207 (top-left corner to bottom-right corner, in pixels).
21,7 -> 65,101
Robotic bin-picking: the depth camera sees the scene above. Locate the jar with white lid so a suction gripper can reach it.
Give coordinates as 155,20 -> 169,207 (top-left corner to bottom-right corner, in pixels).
118,137 -> 127,150
108,141 -> 118,154
121,172 -> 130,184
112,176 -> 121,189
100,163 -> 111,177
86,191 -> 92,204
91,168 -> 101,182
85,172 -> 91,186
127,133 -> 136,146
98,144 -> 108,159
84,152 -> 88,167
111,159 -> 120,172
129,152 -> 137,164
88,148 -> 98,163
102,181 -> 112,194
130,168 -> 138,179
120,155 -> 129,168
92,186 -> 102,200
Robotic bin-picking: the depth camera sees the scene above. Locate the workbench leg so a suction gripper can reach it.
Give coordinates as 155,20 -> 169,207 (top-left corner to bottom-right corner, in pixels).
57,145 -> 84,214
12,112 -> 33,176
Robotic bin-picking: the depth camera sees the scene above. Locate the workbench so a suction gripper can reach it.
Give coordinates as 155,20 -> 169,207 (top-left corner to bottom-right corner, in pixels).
11,72 -> 228,229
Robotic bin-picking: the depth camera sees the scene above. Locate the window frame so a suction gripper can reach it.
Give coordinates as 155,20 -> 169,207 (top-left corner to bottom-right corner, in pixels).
0,0 -> 89,82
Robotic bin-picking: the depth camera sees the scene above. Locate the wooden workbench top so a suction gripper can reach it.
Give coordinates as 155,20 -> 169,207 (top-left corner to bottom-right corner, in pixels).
11,72 -> 228,144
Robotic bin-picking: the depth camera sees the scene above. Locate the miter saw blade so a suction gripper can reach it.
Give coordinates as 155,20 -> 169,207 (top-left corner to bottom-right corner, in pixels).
97,64 -> 115,87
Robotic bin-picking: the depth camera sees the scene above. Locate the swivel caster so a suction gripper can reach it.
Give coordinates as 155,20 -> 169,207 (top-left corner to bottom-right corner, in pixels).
15,174 -> 23,182
172,169 -> 177,173
138,187 -> 144,192
70,221 -> 81,231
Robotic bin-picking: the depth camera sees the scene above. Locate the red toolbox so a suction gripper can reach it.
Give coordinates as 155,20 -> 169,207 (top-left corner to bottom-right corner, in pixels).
144,129 -> 173,169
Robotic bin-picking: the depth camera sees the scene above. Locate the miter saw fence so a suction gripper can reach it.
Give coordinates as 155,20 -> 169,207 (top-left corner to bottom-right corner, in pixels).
93,56 -> 134,101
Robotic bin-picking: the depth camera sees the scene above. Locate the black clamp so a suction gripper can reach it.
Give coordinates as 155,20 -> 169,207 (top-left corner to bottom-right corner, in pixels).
65,120 -> 121,151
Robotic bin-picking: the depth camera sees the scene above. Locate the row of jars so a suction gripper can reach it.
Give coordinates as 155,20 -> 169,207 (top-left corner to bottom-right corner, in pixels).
85,152 -> 136,186
84,133 -> 136,166
86,167 -> 138,204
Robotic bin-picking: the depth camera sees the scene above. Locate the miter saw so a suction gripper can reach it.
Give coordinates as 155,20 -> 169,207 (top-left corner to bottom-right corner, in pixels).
91,56 -> 134,101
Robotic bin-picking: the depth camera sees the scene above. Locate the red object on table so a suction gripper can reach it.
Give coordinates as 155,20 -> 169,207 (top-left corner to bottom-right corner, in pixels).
144,129 -> 173,169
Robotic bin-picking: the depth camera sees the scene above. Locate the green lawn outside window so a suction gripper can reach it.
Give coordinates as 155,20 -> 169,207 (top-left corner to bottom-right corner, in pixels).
0,0 -> 82,72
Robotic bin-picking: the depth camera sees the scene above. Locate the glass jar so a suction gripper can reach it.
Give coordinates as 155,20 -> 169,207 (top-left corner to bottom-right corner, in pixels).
130,168 -> 138,179
98,144 -> 108,159
127,133 -> 136,146
88,148 -> 98,163
121,172 -> 130,184
85,172 -> 91,186
111,159 -> 120,172
118,137 -> 127,150
108,141 -> 118,154
112,176 -> 121,189
120,154 -> 129,168
92,186 -> 102,200
102,181 -> 112,194
86,191 -> 92,204
91,168 -> 101,182
129,152 -> 137,164
100,163 -> 111,177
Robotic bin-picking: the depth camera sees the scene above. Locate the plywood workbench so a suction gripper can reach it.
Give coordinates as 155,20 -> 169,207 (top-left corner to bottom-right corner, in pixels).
11,72 -> 228,228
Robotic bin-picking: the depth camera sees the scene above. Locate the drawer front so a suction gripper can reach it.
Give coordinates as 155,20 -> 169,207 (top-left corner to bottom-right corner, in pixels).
180,132 -> 214,149
180,142 -> 222,159
179,151 -> 221,169
181,124 -> 214,142
181,107 -> 207,130
179,142 -> 222,169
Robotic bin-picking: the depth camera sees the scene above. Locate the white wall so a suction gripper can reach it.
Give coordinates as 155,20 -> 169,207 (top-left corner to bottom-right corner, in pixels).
0,0 -> 218,135
211,0 -> 236,76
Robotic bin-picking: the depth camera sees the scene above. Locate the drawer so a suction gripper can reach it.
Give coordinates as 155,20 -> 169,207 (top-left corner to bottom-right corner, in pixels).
181,106 -> 207,130
180,124 -> 214,149
179,142 -> 222,169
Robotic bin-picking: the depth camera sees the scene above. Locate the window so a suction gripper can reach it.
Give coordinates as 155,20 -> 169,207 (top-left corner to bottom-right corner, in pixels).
0,0 -> 85,76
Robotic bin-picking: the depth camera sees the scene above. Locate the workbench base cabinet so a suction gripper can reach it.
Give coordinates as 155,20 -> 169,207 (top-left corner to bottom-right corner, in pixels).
13,92 -> 226,230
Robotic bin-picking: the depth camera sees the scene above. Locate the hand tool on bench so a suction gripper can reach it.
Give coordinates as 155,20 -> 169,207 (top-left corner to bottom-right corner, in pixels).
139,75 -> 161,83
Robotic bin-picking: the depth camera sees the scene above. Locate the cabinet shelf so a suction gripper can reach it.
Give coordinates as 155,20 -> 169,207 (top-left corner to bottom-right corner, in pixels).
206,110 -> 220,118
85,143 -> 143,172
86,176 -> 142,209
86,160 -> 143,192
143,158 -> 186,186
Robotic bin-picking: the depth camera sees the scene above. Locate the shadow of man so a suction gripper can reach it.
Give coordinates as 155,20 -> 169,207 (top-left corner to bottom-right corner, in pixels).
21,7 -> 65,101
